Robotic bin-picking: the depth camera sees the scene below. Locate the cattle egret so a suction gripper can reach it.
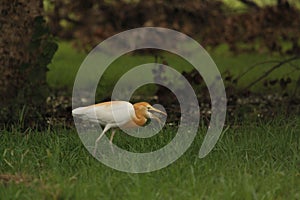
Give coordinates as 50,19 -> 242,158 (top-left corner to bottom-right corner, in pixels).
72,101 -> 167,155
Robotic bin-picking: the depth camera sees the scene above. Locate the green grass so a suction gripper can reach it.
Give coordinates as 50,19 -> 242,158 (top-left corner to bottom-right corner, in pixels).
1,117 -> 300,199
47,42 -> 86,89
41,42 -> 300,198
47,42 -> 300,99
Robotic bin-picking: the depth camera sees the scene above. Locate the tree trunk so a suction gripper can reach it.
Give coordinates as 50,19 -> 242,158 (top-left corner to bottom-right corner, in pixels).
0,0 -> 57,128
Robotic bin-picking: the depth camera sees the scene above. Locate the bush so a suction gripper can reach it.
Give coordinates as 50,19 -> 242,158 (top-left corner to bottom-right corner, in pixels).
46,0 -> 300,54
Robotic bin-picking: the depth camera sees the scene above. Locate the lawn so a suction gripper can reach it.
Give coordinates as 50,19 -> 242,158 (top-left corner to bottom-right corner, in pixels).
1,41 -> 299,199
0,117 -> 299,199
47,42 -> 300,99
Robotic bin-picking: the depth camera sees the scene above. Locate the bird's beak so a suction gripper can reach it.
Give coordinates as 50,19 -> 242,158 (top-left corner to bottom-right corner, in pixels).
149,107 -> 167,116
148,106 -> 167,126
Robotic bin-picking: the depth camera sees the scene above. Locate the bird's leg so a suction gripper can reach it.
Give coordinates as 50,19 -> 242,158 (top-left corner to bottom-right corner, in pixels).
93,124 -> 112,156
109,129 -> 116,153
109,129 -> 116,144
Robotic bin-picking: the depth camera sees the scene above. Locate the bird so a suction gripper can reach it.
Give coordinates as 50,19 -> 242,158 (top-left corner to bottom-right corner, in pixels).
72,101 -> 167,155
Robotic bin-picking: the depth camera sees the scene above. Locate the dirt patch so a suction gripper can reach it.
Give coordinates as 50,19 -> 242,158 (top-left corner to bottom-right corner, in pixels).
0,174 -> 31,186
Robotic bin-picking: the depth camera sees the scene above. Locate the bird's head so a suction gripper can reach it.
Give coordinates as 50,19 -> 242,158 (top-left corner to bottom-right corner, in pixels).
133,102 -> 167,124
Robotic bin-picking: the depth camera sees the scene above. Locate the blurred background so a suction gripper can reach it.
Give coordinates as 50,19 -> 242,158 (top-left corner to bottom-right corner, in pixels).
1,1 -> 300,199
1,0 -> 300,127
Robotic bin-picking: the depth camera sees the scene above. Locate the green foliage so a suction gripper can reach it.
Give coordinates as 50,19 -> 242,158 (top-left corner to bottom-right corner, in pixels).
0,117 -> 299,199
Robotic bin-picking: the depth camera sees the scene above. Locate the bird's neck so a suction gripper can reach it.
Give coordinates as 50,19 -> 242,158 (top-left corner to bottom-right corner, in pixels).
120,114 -> 147,129
132,114 -> 147,127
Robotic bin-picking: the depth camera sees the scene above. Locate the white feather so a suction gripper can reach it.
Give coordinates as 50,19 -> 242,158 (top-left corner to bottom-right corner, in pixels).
72,101 -> 135,126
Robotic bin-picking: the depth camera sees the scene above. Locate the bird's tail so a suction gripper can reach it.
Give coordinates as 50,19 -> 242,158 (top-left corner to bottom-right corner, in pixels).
72,107 -> 89,116
72,106 -> 99,123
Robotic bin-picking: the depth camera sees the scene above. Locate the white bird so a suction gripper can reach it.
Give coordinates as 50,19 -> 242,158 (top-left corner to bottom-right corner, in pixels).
72,101 -> 167,155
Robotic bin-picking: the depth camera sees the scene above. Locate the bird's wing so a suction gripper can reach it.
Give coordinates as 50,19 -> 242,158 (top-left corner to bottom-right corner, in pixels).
72,101 -> 135,126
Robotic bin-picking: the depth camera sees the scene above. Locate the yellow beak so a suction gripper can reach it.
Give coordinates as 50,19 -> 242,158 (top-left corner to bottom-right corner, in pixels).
148,106 -> 167,126
149,106 -> 167,116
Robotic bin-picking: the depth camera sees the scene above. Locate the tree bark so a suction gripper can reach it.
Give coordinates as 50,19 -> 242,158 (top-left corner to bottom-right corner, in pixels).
0,0 -> 57,127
